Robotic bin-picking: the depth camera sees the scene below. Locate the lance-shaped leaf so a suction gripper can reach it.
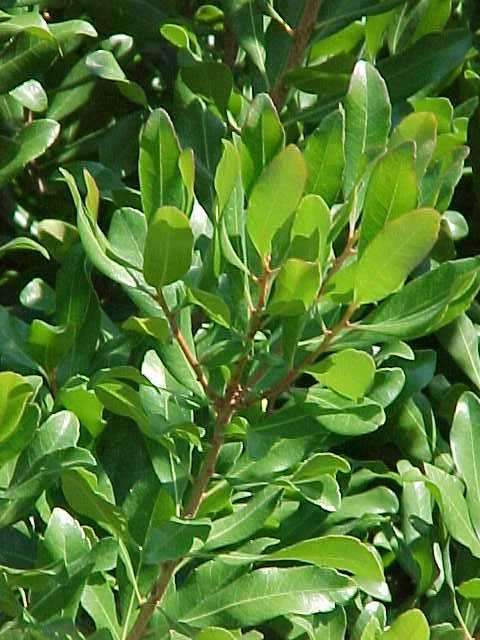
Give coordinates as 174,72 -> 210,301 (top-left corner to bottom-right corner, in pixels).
451,392 -> 480,540
304,109 -> 345,206
269,535 -> 389,600
424,463 -> 480,558
343,60 -> 391,196
359,142 -> 417,254
355,208 -> 440,304
240,93 -> 284,193
246,145 -> 306,258
180,566 -> 356,628
139,109 -> 185,218
143,206 -> 194,288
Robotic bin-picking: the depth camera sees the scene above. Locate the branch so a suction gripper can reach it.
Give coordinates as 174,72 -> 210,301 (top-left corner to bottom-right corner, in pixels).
227,257 -> 273,399
317,229 -> 359,301
248,302 -> 358,409
126,403 -> 235,640
270,0 -> 323,109
156,290 -> 218,402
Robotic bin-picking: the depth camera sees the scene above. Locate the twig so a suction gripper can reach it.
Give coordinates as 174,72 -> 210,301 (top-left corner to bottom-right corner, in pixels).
246,302 -> 358,410
228,256 -> 273,398
156,290 -> 218,403
126,403 -> 235,640
270,0 -> 323,109
317,229 -> 359,301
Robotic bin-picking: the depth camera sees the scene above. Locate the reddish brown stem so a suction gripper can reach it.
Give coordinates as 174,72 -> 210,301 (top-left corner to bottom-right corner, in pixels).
126,404 -> 234,640
270,0 -> 323,109
156,290 -> 218,402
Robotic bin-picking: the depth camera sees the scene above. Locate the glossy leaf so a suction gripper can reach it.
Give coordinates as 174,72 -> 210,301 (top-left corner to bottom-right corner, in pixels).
143,206 -> 194,288
355,209 -> 440,304
359,142 -> 417,254
343,60 -> 391,196
305,349 -> 376,400
180,566 -> 356,628
246,145 -> 307,257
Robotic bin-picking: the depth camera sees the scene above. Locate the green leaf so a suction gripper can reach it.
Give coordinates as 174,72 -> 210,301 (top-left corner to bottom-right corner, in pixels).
269,259 -> 320,316
61,169 -> 139,288
246,145 -> 307,257
437,315 -> 480,390
359,142 -> 417,254
305,349 -> 376,400
228,0 -> 266,72
187,288 -> 231,328
160,23 -> 190,48
343,60 -> 391,196
355,208 -> 440,304
139,109 -> 184,218
424,463 -> 480,558
0,237 -> 49,260
389,112 -> 437,179
0,371 -> 33,443
180,566 -> 356,628
143,206 -> 194,288
451,392 -> 480,539
2,447 -> 96,501
144,517 -> 211,563
122,316 -> 169,342
240,93 -> 284,193
215,140 -> 241,218
378,29 -> 472,103
182,62 -> 233,115
196,629 -> 236,640
204,487 -> 281,550
58,376 -> 106,438
382,609 -> 430,640
81,582 -> 121,640
457,578 -> 480,600
0,27 -> 58,95
270,535 -> 389,600
354,258 -> 480,340
62,469 -> 129,539
27,321 -> 73,372
304,109 -> 345,206
0,119 -> 59,188
86,49 -> 147,107
289,194 -> 330,263
10,79 -> 47,112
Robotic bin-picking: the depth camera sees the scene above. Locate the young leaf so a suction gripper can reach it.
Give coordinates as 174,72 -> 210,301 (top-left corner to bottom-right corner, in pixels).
269,259 -> 320,316
305,349 -> 376,400
240,93 -> 284,193
139,109 -> 184,218
304,109 -> 345,206
187,288 -> 231,328
389,112 -> 437,179
355,208 -> 440,304
289,194 -> 330,263
424,463 -> 480,558
143,206 -> 194,288
359,142 -> 417,254
437,314 -> 480,390
246,145 -> 307,258
343,60 -> 391,196
382,609 -> 429,640
451,392 -> 480,539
